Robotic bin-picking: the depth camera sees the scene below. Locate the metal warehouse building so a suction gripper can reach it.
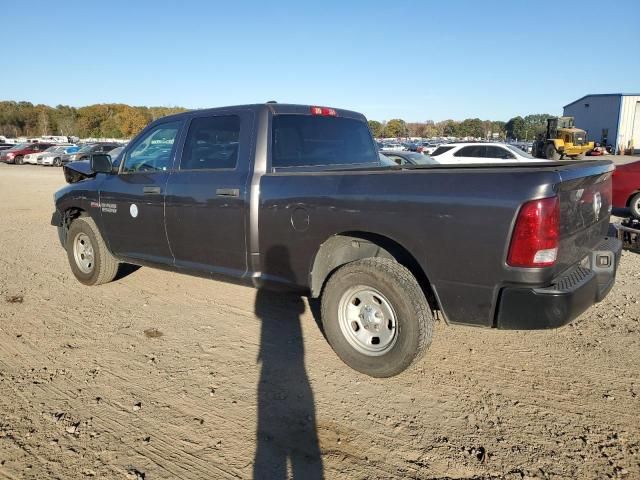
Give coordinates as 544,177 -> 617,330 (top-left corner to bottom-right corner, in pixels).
563,93 -> 640,154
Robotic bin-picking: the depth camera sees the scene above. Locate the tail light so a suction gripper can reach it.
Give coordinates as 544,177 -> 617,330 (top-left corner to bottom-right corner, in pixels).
507,196 -> 560,267
310,106 -> 337,116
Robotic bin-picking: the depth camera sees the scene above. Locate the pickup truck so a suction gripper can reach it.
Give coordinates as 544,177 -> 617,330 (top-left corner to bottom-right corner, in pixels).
51,103 -> 622,377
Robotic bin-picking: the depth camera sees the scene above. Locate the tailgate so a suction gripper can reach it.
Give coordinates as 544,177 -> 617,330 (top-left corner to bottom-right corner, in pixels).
554,161 -> 614,274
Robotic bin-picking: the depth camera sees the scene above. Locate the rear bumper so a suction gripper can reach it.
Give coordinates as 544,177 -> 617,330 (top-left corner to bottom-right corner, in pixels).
495,237 -> 622,329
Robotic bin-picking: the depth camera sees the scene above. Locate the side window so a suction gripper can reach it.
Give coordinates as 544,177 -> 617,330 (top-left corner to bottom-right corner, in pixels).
454,146 -> 483,157
180,115 -> 240,170
122,121 -> 181,173
431,146 -> 454,156
486,146 -> 514,160
386,154 -> 404,165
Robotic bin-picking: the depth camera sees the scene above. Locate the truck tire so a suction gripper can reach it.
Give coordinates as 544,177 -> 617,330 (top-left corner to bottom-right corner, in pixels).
630,193 -> 640,219
321,258 -> 433,377
544,144 -> 560,161
66,217 -> 119,286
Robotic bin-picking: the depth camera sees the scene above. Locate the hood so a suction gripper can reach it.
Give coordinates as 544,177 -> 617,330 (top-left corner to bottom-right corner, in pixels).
615,160 -> 640,172
63,160 -> 95,184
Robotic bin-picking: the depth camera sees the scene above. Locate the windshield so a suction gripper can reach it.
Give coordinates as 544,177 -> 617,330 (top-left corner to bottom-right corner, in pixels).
405,152 -> 437,165
506,145 -> 534,159
8,143 -> 30,151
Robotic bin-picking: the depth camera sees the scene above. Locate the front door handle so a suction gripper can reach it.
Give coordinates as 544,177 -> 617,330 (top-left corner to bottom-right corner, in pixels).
143,186 -> 161,195
216,188 -> 239,197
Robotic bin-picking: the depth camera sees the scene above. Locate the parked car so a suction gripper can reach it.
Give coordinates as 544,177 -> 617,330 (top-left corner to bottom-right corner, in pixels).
418,142 -> 439,155
0,142 -> 53,164
381,151 -> 438,166
612,159 -> 640,218
380,142 -> 406,151
52,103 -> 620,378
61,143 -> 120,164
429,142 -> 547,164
39,145 -> 78,166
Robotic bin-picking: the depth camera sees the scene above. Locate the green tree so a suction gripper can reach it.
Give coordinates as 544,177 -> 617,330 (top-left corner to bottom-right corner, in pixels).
383,119 -> 408,138
505,116 -> 527,140
368,120 -> 383,138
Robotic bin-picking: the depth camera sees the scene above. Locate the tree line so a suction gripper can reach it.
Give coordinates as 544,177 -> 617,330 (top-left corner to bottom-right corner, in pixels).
369,113 -> 554,141
0,101 -> 187,139
0,100 -> 553,142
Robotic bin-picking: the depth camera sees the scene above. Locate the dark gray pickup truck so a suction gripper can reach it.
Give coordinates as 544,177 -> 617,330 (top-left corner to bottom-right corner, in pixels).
52,103 -> 622,377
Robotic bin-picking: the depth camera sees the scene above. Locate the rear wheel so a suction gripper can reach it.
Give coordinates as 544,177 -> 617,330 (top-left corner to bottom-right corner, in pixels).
321,258 -> 433,377
630,193 -> 640,219
544,143 -> 560,161
66,217 -> 119,285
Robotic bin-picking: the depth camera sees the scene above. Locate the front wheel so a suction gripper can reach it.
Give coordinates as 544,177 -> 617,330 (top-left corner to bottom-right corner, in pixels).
66,217 -> 119,285
544,144 -> 560,161
630,193 -> 640,219
321,258 -> 433,377
53,157 -> 62,167
15,155 -> 24,165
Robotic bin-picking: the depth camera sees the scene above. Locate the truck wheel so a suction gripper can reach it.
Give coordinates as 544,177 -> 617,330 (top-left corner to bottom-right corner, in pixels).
630,193 -> 640,219
66,217 -> 119,286
321,258 -> 433,377
544,144 -> 560,161
15,155 -> 24,165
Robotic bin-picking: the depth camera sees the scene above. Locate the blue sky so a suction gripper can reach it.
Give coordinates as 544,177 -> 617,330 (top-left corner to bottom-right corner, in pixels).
2,0 -> 638,122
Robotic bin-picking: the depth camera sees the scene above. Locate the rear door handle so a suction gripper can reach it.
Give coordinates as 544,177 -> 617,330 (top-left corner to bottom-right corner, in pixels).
143,186 -> 161,195
216,188 -> 240,197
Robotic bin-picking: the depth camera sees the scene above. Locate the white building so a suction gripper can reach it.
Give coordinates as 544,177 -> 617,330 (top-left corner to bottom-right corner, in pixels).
563,93 -> 640,153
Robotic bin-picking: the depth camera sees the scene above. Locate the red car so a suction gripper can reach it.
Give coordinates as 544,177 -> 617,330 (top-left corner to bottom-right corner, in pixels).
0,142 -> 54,165
612,160 -> 640,218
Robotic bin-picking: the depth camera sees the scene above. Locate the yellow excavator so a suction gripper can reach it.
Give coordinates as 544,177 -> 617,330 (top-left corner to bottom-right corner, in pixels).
532,116 -> 594,160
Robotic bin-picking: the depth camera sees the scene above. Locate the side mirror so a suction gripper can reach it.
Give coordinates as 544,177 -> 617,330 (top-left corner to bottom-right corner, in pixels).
90,153 -> 113,174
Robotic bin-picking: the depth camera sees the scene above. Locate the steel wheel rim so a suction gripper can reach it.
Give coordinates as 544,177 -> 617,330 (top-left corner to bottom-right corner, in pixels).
337,285 -> 398,356
73,232 -> 95,274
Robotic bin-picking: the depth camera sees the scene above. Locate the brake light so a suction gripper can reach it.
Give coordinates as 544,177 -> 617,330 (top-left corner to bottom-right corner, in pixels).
507,196 -> 560,267
310,106 -> 337,116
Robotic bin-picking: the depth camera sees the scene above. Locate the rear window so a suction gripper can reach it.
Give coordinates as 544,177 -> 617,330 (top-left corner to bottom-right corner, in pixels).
430,146 -> 454,156
271,115 -> 378,168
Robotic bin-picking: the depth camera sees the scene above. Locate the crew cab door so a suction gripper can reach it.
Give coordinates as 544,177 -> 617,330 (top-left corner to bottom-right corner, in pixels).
164,111 -> 253,277
98,120 -> 184,263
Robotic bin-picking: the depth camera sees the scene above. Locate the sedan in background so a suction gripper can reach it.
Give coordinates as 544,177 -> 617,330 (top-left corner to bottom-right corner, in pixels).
429,142 -> 548,165
61,143 -> 120,164
0,142 -> 54,164
39,145 -> 78,166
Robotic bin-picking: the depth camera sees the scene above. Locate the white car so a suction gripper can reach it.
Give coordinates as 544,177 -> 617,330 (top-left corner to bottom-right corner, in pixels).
429,142 -> 549,165
38,145 -> 75,166
380,143 -> 406,151
22,151 -> 42,165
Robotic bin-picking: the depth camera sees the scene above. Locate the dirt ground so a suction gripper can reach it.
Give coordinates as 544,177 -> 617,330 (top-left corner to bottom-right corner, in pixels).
0,164 -> 639,480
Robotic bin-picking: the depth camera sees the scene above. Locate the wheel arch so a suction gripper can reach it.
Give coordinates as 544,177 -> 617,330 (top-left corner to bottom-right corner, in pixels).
626,190 -> 640,207
57,206 -> 89,247
309,231 -> 439,311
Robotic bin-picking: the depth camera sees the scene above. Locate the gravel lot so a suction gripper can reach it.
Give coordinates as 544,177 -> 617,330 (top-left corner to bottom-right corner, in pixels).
0,164 -> 639,479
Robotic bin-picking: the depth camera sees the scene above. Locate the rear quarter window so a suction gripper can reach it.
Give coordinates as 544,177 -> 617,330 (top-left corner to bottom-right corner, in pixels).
271,115 -> 378,168
430,146 -> 454,156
